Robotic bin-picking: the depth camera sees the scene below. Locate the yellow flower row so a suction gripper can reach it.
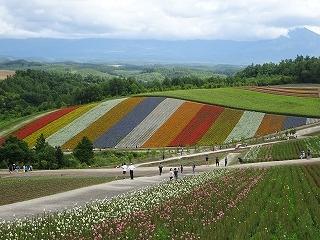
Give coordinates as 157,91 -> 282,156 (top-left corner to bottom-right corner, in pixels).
24,103 -> 98,147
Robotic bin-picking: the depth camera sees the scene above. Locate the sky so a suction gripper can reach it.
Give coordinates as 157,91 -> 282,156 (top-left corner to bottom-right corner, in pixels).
0,0 -> 320,40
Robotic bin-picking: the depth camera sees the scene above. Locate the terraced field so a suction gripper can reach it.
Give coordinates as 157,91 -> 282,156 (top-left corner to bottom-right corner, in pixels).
1,97 -> 319,149
247,86 -> 320,98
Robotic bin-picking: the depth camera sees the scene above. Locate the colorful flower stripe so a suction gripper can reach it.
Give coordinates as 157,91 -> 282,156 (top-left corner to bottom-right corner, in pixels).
255,114 -> 287,137
198,108 -> 243,145
170,105 -> 224,146
63,97 -> 144,150
0,136 -> 5,145
94,97 -> 165,148
116,98 -> 184,148
12,107 -> 78,139
283,116 -> 307,130
306,118 -> 320,125
46,99 -> 125,147
142,102 -> 203,148
24,103 -> 97,147
224,111 -> 265,143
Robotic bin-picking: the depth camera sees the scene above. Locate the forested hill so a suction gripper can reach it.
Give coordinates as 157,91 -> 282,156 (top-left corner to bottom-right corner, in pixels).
236,56 -> 320,83
1,56 -> 320,121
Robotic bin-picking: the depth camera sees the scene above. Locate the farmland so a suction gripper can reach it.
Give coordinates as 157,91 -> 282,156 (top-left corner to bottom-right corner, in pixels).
1,96 -> 318,149
243,136 -> 320,163
247,86 -> 320,98
0,70 -> 14,80
0,176 -> 115,206
142,88 -> 320,117
1,164 -> 319,239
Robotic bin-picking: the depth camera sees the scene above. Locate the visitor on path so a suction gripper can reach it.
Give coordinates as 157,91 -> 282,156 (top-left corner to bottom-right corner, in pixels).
159,163 -> 163,175
180,164 -> 183,174
128,163 -> 135,180
8,164 -> 13,173
205,155 -> 209,165
192,163 -> 196,174
169,168 -> 174,181
307,149 -> 312,159
225,157 -> 228,167
121,163 -> 127,177
174,168 -> 178,180
216,157 -> 219,166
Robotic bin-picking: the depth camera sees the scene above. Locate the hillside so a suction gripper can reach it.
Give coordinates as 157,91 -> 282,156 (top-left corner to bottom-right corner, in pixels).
0,28 -> 319,64
142,88 -> 320,117
1,97 -> 318,149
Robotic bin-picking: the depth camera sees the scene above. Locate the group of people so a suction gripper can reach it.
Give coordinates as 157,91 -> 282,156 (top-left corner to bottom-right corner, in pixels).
120,163 -> 136,179
8,164 -> 33,173
160,162 -> 196,181
300,149 -> 312,159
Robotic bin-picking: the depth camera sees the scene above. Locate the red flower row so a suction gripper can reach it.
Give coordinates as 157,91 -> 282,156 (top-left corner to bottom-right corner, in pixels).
170,105 -> 224,146
13,106 -> 78,139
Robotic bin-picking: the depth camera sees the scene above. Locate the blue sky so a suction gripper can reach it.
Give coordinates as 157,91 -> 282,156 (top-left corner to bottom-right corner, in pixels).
0,0 -> 319,40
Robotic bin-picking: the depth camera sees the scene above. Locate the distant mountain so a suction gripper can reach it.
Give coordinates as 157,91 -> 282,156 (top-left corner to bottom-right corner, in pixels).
0,28 -> 319,65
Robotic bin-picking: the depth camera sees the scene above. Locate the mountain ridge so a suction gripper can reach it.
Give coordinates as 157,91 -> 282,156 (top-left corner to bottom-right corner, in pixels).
0,28 -> 319,65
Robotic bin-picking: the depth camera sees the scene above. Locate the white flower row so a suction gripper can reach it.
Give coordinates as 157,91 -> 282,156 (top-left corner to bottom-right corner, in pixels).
46,98 -> 125,147
243,146 -> 261,162
224,111 -> 265,143
116,98 -> 184,148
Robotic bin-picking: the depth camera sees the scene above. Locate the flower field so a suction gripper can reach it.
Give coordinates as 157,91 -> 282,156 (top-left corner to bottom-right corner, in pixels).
1,163 -> 319,239
247,86 -> 320,98
1,97 -> 318,149
170,105 -> 224,146
243,136 -> 320,163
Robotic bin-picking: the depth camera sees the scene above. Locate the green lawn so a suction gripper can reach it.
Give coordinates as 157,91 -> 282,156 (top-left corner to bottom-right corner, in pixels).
0,176 -> 115,205
140,88 -> 320,117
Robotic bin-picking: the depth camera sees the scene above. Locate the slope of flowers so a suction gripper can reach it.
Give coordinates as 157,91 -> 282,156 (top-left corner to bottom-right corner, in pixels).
24,103 -> 97,147
0,168 -> 267,240
198,108 -> 244,145
255,114 -> 286,137
247,86 -> 320,98
283,116 -> 307,129
63,97 -> 144,150
94,97 -> 165,148
116,98 -> 184,148
142,102 -> 203,148
46,99 -> 125,147
170,105 -> 224,146
12,107 -> 78,139
224,111 -> 265,143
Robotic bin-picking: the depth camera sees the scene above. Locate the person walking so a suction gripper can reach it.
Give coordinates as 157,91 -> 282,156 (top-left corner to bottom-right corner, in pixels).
169,168 -> 174,181
215,156 -> 219,166
205,155 -> 209,165
121,163 -> 127,178
128,163 -> 135,180
224,157 -> 228,167
192,163 -> 196,174
180,164 -> 183,174
159,163 -> 163,175
174,168 -> 178,180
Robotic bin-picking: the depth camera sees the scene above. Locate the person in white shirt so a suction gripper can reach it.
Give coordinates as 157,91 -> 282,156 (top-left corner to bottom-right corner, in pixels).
128,163 -> 135,179
121,163 -> 127,178
169,168 -> 174,181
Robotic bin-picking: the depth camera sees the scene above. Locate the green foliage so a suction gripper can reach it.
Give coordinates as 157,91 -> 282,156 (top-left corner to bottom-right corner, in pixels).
236,55 -> 320,83
73,137 -> 94,165
143,87 -> 320,117
0,136 -> 33,166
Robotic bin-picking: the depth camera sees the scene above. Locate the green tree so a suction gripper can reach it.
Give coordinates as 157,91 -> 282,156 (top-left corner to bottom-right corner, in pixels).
73,137 -> 94,165
55,146 -> 65,168
0,136 -> 33,166
34,134 -> 57,169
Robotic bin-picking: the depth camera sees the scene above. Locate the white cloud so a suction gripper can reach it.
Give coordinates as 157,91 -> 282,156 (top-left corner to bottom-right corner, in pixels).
0,0 -> 319,40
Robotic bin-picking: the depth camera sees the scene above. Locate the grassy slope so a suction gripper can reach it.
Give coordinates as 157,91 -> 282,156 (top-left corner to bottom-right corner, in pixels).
141,88 -> 320,117
0,176 -> 115,205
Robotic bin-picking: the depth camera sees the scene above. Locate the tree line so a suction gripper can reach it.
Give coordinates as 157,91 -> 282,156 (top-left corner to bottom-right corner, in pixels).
0,135 -> 94,169
1,56 -> 319,121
